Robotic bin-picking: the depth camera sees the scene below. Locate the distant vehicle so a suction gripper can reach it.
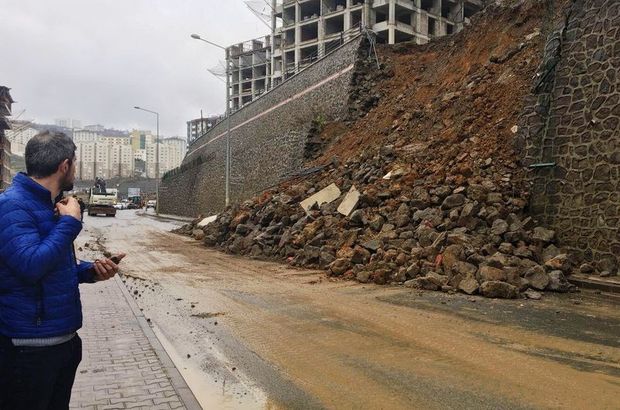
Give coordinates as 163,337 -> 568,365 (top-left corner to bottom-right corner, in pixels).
113,200 -> 130,210
146,199 -> 157,209
87,180 -> 117,217
127,195 -> 142,209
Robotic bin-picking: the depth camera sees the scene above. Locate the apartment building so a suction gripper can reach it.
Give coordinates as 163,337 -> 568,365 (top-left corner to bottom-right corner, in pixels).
162,137 -> 187,158
83,124 -> 105,132
101,135 -> 131,146
76,140 -> 135,180
110,144 -> 135,178
54,118 -> 82,129
130,130 -> 155,151
76,141 -> 111,181
73,129 -> 101,144
187,115 -> 222,145
222,0 -> 481,110
145,138 -> 186,179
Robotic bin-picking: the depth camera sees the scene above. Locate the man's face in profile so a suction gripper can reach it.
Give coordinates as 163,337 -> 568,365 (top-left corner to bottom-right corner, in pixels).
60,156 -> 77,192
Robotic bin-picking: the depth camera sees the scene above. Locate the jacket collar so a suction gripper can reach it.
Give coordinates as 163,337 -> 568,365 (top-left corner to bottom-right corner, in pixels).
13,172 -> 55,206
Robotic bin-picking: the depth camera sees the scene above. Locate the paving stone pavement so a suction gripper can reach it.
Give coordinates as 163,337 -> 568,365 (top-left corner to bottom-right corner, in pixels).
71,276 -> 201,410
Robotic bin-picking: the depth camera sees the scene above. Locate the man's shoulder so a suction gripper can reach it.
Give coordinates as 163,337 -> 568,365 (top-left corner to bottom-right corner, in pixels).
0,189 -> 36,213
0,189 -> 20,205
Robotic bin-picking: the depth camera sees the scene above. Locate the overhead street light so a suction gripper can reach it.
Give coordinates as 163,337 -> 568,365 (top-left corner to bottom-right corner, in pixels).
190,33 -> 226,50
133,106 -> 160,215
191,33 -> 231,208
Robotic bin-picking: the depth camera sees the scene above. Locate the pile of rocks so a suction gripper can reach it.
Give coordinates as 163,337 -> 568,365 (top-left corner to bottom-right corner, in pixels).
176,145 -> 578,299
175,2 -> 587,299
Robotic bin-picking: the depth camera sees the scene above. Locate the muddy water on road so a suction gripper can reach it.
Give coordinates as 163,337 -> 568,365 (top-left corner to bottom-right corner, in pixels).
87,212 -> 620,409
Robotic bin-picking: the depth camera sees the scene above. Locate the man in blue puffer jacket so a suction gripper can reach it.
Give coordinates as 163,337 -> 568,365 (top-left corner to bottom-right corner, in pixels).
0,131 -> 124,409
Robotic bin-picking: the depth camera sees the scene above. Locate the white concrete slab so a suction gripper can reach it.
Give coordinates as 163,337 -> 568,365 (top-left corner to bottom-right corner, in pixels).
337,185 -> 360,216
300,183 -> 341,214
197,215 -> 218,227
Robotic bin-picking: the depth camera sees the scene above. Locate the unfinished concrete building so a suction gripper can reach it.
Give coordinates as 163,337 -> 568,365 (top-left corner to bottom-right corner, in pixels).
0,86 -> 13,190
226,36 -> 272,111
224,0 -> 482,109
270,0 -> 482,82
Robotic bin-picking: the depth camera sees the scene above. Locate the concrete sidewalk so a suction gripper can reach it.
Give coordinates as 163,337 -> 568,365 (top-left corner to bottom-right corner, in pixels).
71,275 -> 201,410
136,209 -> 195,223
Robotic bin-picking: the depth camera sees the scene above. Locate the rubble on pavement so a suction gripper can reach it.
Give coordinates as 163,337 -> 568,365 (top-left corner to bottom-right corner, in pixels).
175,141 -> 581,299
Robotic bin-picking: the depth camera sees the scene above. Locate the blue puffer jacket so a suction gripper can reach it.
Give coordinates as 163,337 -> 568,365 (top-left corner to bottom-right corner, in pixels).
0,173 -> 95,338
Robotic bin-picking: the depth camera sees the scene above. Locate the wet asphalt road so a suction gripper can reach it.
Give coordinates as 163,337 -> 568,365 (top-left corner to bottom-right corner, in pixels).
80,210 -> 620,409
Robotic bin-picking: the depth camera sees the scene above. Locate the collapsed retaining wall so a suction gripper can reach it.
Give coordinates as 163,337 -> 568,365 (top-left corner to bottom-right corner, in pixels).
518,0 -> 620,270
159,38 -> 365,217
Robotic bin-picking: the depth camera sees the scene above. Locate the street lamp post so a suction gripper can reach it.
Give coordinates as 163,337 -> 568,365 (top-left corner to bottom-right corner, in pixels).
133,106 -> 160,214
190,33 -> 231,208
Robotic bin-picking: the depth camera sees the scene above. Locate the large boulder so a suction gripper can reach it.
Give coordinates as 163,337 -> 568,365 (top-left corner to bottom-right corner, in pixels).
542,244 -> 561,262
546,270 -> 573,292
416,225 -> 439,247
452,261 -> 478,277
192,229 -> 205,240
405,273 -> 448,290
441,194 -> 466,210
362,240 -> 382,252
544,254 -> 572,273
368,215 -> 385,232
480,281 -> 518,299
329,258 -> 350,276
304,245 -> 321,261
597,256 -> 618,275
351,246 -> 371,264
410,187 -> 431,209
441,245 -> 464,274
458,275 -> 479,295
524,265 -> 550,290
491,219 -> 509,236
413,208 -> 443,226
349,209 -> 365,226
532,227 -> 555,243
356,271 -> 371,283
478,265 -> 506,282
235,224 -> 253,236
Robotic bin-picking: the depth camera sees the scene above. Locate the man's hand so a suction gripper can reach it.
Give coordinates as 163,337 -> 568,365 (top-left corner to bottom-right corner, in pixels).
93,253 -> 126,282
56,197 -> 81,221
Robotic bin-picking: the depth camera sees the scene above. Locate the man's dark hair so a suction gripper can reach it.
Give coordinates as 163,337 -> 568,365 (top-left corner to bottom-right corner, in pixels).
25,131 -> 76,178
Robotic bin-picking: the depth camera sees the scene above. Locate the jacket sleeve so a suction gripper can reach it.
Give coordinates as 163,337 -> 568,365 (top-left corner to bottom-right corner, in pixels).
0,200 -> 83,284
77,260 -> 96,284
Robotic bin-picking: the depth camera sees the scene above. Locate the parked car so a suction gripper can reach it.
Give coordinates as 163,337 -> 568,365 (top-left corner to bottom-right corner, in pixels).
146,199 -> 157,209
113,200 -> 130,210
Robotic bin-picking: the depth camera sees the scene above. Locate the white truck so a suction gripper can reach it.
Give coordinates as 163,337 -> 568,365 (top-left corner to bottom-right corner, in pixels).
87,186 -> 117,217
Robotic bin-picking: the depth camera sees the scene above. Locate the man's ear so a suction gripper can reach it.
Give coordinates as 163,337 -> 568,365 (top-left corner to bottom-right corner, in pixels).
58,159 -> 70,174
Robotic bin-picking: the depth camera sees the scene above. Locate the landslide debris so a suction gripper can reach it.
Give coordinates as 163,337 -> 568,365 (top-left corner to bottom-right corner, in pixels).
177,1 -> 581,298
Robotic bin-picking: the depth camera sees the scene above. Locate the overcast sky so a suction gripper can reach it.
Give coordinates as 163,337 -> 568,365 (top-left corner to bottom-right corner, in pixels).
0,0 -> 270,137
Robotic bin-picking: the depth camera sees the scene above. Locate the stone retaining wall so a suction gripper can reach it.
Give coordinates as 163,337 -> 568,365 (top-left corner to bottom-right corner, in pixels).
159,37 -> 364,217
518,0 -> 619,270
